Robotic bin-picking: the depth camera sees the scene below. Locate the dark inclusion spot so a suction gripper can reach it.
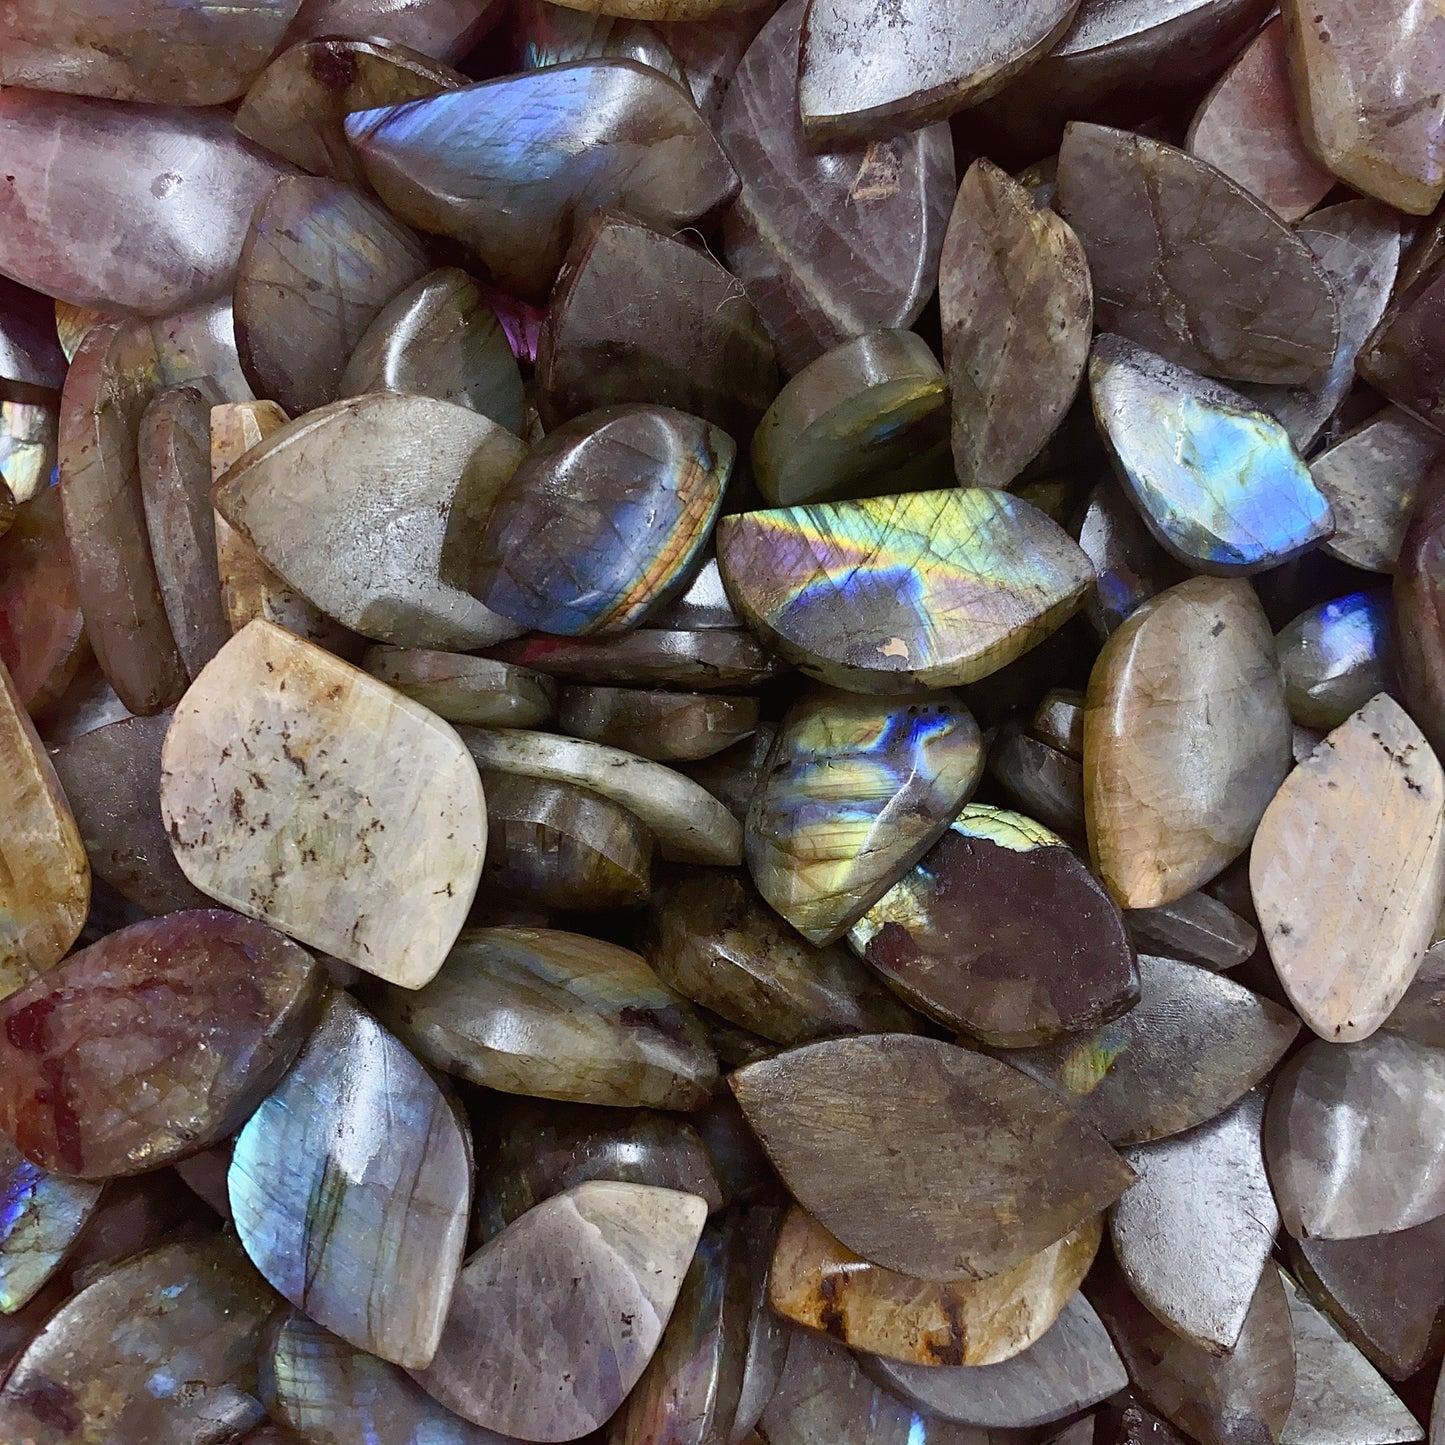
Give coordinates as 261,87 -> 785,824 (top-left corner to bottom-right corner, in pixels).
309,42 -> 360,93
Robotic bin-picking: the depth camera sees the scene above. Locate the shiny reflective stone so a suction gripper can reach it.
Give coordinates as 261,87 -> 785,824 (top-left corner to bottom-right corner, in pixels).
1031,688 -> 1085,757
745,688 -> 984,945
1277,593 -> 1392,730
1057,123 -> 1339,385
751,330 -> 948,506
0,279 -> 66,395
987,722 -> 1086,839
1252,694 -> 1445,1042
286,0 -> 502,62
371,926 -> 717,1110
557,687 -> 758,762
1008,954 -> 1300,1145
730,1034 -> 1134,1281
536,212 -> 777,439
850,803 -> 1138,1047
686,725 -> 777,823
339,267 -> 526,433
363,648 -> 554,728
0,1135 -> 102,1313
769,1203 -> 1099,1365
160,621 -> 486,987
489,629 -> 786,691
511,0 -> 686,83
1084,576 -> 1291,909
718,488 -> 1093,693
940,159 -> 1093,492
1077,477 -> 1190,638
646,871 -> 920,1044
718,0 -> 954,373
412,1182 -> 707,1441
0,909 -> 320,1178
345,62 -> 737,299
468,405 -> 732,637
647,556 -> 741,631
230,991 -> 471,1368
1090,336 -> 1332,575
0,400 -> 58,511
1397,467 -> 1445,764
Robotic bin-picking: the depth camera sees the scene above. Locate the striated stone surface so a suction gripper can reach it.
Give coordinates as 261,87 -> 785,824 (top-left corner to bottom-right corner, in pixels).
364,648 -> 554,728
850,803 -> 1138,1047
489,629 -> 786,691
230,991 -> 471,1368
557,687 -> 758,762
0,909 -> 321,1178
940,159 -> 1093,492
1056,122 -> 1339,385
285,0 -> 503,62
413,1182 -> 707,1441
730,1034 -> 1134,1281
719,488 -> 1093,693
0,1135 -> 103,1312
1277,593 -> 1392,731
160,620 -> 486,986
346,62 -> 737,300
1252,695 -> 1445,1042
1084,576 -> 1291,909
769,1203 -> 1099,1365
745,688 -> 984,945
1126,889 -> 1258,970
1008,954 -> 1300,1144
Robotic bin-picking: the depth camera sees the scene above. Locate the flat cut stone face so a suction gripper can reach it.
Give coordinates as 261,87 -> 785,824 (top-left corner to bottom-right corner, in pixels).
230,991 -> 471,1369
1277,593 -> 1391,731
1056,123 -> 1339,385
730,1034 -> 1134,1281
364,648 -> 555,728
411,1182 -> 708,1442
1126,888 -> 1258,970
1358,257 -> 1445,433
556,686 -> 758,762
160,620 -> 486,987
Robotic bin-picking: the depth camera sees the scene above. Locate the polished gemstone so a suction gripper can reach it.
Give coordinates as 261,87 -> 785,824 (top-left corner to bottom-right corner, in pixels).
230,991 -> 471,1368
1031,688 -> 1085,757
685,725 -> 777,823
468,406 -> 732,637
0,279 -> 67,394
412,1182 -> 707,1441
489,629 -> 785,691
646,871 -> 920,1044
1084,576 -> 1291,909
339,267 -> 526,433
364,648 -> 554,728
370,926 -> 718,1110
987,722 -> 1086,839
1397,467 -> 1445,760
1362,261 -> 1445,436
0,909 -> 320,1178
730,1202 -> 788,1441
1252,694 -> 1445,1042
214,393 -> 526,650
1007,954 -> 1300,1144
1077,477 -> 1190,638
939,159 -> 1093,492
345,62 -> 737,299
768,1204 -> 1099,1365
160,620 -> 486,986
512,0 -> 686,84
730,1034 -> 1134,1280
718,488 -> 1094,692
1277,593 -> 1391,730
1090,336 -> 1332,575
557,687 -> 758,762
0,1135 -> 102,1312
745,688 -> 983,944
850,803 -> 1138,1046
646,556 -> 740,631
286,0 -> 503,61
1056,123 -> 1339,384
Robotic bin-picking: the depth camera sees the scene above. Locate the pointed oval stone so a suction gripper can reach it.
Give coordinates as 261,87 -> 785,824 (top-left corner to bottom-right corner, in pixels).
557,687 -> 758,763
719,489 -> 1094,693
1277,593 -> 1392,731
488,629 -> 785,692
230,991 -> 471,1368
0,1136 -> 103,1313
160,620 -> 486,987
412,1182 -> 707,1441
1084,576 -> 1291,909
1056,123 -> 1339,385
364,648 -> 555,728
730,1034 -> 1135,1281
1252,695 -> 1445,1042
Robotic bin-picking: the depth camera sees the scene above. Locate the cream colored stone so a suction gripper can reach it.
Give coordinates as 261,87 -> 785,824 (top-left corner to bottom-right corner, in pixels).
160,619 -> 485,987
1251,694 -> 1445,1042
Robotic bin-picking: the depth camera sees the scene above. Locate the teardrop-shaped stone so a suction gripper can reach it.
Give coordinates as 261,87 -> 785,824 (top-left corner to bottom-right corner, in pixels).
1266,1033 -> 1445,1240
412,1182 -> 708,1441
364,648 -> 554,729
768,1203 -> 1100,1365
0,1135 -> 103,1312
160,620 -> 487,986
370,926 -> 718,1110
1056,122 -> 1339,384
345,62 -> 737,299
489,629 -> 786,691
1007,954 -> 1300,1145
730,1034 -> 1134,1281
556,687 -> 758,762
230,991 -> 471,1368
1090,336 -> 1332,575
1084,576 -> 1291,909
940,159 -> 1093,492
719,489 -> 1094,693
287,0 -> 502,63
744,688 -> 983,944
1252,694 -> 1445,1042
849,803 -> 1138,1046
1277,592 -> 1391,730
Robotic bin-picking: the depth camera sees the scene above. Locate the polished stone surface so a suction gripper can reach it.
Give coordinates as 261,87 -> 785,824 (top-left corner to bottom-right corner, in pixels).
745,688 -> 984,945
0,399 -> 59,513
557,687 -> 758,762
230,991 -> 471,1368
730,1034 -> 1134,1281
286,0 -> 502,61
1084,576 -> 1291,909
0,1134 -> 102,1313
1360,257 -> 1445,433
160,621 -> 486,986
719,488 -> 1093,692
490,629 -> 786,691
1126,889 -> 1258,970
1077,476 -> 1190,638
686,725 -> 777,823
364,648 -> 555,728
940,159 -> 1093,492
371,926 -> 717,1110
987,722 -> 1086,839
1277,593 -> 1392,730
1397,467 -> 1445,762
0,278 -> 67,394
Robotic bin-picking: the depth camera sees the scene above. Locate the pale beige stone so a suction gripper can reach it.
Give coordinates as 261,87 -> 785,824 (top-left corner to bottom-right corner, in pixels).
160,619 -> 486,987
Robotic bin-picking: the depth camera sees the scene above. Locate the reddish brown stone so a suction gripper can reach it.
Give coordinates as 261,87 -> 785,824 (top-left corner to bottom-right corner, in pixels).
1359,257 -> 1445,433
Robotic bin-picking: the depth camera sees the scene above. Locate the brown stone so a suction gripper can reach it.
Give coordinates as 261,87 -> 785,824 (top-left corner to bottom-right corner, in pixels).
488,629 -> 786,691
364,648 -> 555,728
1357,257 -> 1445,433
685,724 -> 777,823
986,722 -> 1086,839
1397,469 -> 1445,763
284,0 -> 502,62
557,686 -> 759,763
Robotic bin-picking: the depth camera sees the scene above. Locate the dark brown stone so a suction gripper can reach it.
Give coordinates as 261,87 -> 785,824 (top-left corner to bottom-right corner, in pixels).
1394,463 -> 1445,761
1358,259 -> 1445,432
488,629 -> 787,691
557,686 -> 759,762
